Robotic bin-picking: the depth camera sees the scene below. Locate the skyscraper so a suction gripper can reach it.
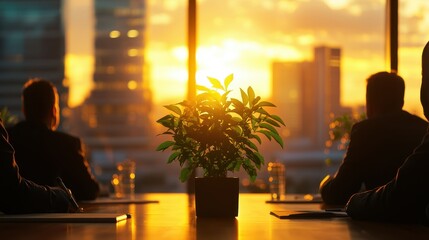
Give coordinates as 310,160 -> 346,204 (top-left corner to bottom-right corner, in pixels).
312,46 -> 342,149
271,46 -> 347,193
272,46 -> 344,150
0,0 -> 67,123
78,0 -> 153,169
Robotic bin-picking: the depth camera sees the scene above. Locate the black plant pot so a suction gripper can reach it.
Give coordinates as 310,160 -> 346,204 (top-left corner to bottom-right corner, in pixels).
194,177 -> 239,218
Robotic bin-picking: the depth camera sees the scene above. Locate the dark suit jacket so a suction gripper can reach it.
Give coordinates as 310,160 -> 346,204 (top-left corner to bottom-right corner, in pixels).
346,129 -> 429,223
320,110 -> 428,205
0,119 -> 69,214
8,121 -> 100,201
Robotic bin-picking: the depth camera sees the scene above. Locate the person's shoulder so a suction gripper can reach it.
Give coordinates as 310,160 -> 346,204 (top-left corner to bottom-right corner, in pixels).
51,130 -> 81,145
401,110 -> 428,126
6,121 -> 36,138
6,121 -> 26,132
347,120 -> 372,140
351,118 -> 370,130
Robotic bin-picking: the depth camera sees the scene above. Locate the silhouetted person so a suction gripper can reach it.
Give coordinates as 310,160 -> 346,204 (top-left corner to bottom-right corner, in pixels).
345,41 -> 429,223
320,71 -> 427,205
7,78 -> 100,201
0,118 -> 71,213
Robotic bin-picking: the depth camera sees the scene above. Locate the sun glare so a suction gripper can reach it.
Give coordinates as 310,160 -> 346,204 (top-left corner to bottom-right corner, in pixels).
324,0 -> 350,10
65,54 -> 94,107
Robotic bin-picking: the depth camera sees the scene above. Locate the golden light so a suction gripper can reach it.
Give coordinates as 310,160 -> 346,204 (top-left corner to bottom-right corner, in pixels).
195,43 -> 240,88
111,174 -> 120,186
324,0 -> 350,9
298,35 -> 315,45
128,49 -> 139,57
172,46 -> 188,61
109,30 -> 121,38
128,80 -> 138,90
127,29 -> 139,38
304,194 -> 314,201
117,164 -> 123,171
64,54 -> 94,107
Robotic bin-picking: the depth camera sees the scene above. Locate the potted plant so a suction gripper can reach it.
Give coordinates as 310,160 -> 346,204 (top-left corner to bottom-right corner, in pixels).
156,74 -> 285,217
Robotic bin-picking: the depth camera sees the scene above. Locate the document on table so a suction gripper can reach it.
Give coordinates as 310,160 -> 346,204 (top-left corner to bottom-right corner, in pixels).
0,213 -> 130,223
81,197 -> 159,204
266,194 -> 323,204
270,210 -> 348,219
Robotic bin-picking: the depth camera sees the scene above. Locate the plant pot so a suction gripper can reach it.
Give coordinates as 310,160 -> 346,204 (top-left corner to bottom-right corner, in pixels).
194,177 -> 239,218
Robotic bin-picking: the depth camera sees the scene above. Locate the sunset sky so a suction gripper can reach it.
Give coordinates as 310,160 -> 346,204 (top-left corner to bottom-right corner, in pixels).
64,0 -> 429,118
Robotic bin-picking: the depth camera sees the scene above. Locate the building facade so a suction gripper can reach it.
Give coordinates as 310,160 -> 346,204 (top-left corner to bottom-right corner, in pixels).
0,0 -> 67,124
76,0 -> 155,185
271,46 -> 350,193
272,46 -> 346,151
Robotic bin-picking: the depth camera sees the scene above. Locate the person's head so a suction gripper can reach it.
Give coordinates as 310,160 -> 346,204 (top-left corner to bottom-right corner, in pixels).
365,71 -> 405,118
421,41 -> 429,120
22,78 -> 60,130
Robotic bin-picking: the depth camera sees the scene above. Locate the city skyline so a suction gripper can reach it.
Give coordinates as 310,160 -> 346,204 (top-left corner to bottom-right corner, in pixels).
272,46 -> 349,151
65,0 -> 429,121
0,0 -> 67,122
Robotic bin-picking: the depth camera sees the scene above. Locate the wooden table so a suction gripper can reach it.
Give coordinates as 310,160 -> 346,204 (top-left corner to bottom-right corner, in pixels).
0,193 -> 428,239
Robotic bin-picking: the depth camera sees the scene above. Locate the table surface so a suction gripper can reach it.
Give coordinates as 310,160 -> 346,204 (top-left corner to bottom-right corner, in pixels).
1,193 -> 429,240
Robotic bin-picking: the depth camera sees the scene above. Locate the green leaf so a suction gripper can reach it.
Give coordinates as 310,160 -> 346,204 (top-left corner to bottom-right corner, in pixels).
254,151 -> 264,166
271,132 -> 284,148
230,125 -> 243,136
233,160 -> 242,172
260,123 -> 280,136
249,174 -> 257,182
252,96 -> 261,106
231,98 -> 244,110
264,118 -> 280,127
247,87 -> 255,105
242,162 -> 257,182
196,92 -> 210,100
167,151 -> 180,163
250,134 -> 262,144
255,101 -> 276,108
179,100 -> 192,107
240,88 -> 248,106
244,139 -> 258,151
164,104 -> 182,115
196,85 -> 211,92
156,114 -> 172,123
246,151 -> 262,169
255,108 -> 270,116
270,114 -> 286,126
156,141 -> 175,151
224,73 -> 234,89
221,90 -> 232,104
156,115 -> 175,128
257,130 -> 272,140
179,167 -> 192,182
157,131 -> 173,136
207,76 -> 224,90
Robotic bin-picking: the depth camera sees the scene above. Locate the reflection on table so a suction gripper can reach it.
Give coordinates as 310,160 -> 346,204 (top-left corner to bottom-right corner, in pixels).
1,193 -> 429,239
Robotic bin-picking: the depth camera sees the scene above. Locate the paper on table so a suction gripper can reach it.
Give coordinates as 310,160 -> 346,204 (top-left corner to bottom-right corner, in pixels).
270,210 -> 348,219
0,213 -> 129,223
266,194 -> 323,204
81,197 -> 159,204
